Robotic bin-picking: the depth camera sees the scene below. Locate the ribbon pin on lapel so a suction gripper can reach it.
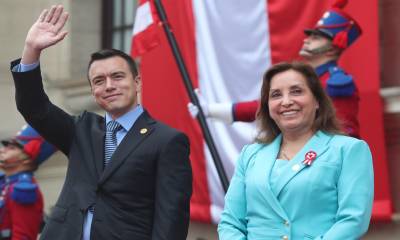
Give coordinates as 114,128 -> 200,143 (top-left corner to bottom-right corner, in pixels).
303,151 -> 317,166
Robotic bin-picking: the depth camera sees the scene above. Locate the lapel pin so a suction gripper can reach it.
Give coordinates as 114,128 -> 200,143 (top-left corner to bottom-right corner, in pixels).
303,151 -> 317,166
140,128 -> 148,134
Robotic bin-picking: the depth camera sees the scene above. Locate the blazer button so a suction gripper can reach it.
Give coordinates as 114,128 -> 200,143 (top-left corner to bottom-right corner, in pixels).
282,235 -> 289,240
292,164 -> 300,172
284,220 -> 290,227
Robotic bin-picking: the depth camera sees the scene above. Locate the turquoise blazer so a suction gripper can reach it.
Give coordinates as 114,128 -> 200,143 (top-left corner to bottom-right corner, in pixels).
218,131 -> 374,240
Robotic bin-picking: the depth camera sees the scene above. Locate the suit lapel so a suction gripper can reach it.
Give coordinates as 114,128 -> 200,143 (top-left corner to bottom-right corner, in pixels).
91,117 -> 105,178
273,131 -> 332,198
99,111 -> 156,185
253,135 -> 289,219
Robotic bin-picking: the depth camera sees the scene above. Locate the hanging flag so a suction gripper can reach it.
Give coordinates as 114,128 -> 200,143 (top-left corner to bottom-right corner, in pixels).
131,0 -> 160,57
139,0 -> 392,223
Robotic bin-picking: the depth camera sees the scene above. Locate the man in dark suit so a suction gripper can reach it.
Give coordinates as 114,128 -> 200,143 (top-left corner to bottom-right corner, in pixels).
10,5 -> 192,240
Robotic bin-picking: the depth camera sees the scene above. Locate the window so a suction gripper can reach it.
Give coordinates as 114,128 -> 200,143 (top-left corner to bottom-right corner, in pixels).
102,0 -> 138,54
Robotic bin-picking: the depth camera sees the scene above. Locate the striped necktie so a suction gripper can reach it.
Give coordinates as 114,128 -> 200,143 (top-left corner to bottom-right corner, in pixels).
104,120 -> 122,167
88,121 -> 122,214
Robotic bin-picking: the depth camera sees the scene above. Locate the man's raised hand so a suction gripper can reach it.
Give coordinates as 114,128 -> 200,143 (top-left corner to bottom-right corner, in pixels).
22,5 -> 69,64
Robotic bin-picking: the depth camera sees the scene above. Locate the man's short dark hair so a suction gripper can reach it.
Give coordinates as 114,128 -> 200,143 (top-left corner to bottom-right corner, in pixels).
87,49 -> 138,83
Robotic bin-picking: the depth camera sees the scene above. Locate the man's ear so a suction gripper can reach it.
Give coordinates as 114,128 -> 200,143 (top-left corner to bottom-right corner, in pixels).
92,91 -> 97,104
135,75 -> 142,104
135,75 -> 142,93
89,80 -> 97,103
20,152 -> 33,165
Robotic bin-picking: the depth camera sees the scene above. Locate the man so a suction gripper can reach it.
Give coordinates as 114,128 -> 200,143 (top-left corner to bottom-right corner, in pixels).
0,124 -> 56,240
11,5 -> 192,240
190,2 -> 362,138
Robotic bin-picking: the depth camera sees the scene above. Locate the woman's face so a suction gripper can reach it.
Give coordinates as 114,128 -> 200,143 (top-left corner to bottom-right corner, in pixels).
268,69 -> 319,136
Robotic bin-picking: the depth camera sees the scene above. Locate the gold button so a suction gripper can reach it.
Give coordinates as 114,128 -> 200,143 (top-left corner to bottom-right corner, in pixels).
284,220 -> 289,226
282,235 -> 289,240
140,128 -> 148,134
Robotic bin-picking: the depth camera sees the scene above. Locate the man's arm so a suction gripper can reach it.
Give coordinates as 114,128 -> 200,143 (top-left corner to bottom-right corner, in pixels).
232,100 -> 259,122
11,5 -> 73,154
12,60 -> 74,155
187,89 -> 258,123
21,5 -> 69,64
152,132 -> 192,240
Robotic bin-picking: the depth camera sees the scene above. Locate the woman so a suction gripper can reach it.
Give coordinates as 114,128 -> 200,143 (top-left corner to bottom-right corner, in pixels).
218,62 -> 373,240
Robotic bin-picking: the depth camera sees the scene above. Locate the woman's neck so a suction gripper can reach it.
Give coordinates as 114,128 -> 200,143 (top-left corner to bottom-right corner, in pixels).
280,130 -> 315,160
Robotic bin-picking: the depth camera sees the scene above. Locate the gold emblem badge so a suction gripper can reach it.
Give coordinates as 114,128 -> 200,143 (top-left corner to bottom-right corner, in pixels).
140,128 -> 148,134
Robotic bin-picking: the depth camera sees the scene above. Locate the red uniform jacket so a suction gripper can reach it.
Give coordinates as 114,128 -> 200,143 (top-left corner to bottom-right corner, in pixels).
0,172 -> 43,240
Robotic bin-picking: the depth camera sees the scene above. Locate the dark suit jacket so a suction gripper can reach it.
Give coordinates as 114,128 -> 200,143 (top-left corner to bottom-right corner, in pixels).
11,60 -> 192,240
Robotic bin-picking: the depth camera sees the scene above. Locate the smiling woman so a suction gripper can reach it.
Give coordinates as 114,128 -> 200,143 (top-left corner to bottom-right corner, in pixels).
218,62 -> 375,240
267,69 -> 319,142
256,61 -> 341,145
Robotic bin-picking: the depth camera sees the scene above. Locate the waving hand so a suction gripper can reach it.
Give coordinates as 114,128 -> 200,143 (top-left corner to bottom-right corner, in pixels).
22,5 -> 69,64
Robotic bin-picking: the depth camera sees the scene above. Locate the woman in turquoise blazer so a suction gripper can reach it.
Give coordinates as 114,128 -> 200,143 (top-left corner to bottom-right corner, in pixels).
218,62 -> 373,240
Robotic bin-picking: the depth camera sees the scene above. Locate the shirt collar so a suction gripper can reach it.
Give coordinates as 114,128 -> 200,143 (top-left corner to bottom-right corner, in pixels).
315,60 -> 337,77
105,105 -> 144,132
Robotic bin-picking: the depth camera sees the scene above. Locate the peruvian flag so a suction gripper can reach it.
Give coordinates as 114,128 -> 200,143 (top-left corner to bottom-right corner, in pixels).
131,0 -> 160,57
135,0 -> 392,223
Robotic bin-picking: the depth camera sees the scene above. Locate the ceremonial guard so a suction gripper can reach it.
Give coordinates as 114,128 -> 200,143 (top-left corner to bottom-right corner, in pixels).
0,125 -> 56,239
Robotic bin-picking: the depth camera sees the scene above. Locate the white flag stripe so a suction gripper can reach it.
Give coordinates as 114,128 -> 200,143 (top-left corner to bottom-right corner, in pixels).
203,144 -> 224,223
193,0 -> 271,223
133,2 -> 154,35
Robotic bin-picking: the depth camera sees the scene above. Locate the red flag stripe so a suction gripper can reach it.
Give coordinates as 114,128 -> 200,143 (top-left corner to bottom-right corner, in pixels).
131,0 -> 160,57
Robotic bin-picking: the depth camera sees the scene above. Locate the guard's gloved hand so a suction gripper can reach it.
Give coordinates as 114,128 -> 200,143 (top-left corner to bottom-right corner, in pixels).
187,89 -> 233,124
187,89 -> 208,118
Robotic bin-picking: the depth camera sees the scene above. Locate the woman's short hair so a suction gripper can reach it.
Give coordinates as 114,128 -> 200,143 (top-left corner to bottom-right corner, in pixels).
255,61 -> 343,143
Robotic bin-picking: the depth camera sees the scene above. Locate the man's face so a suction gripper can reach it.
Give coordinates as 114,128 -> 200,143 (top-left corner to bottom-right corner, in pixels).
89,56 -> 140,119
299,33 -> 332,59
0,144 -> 26,170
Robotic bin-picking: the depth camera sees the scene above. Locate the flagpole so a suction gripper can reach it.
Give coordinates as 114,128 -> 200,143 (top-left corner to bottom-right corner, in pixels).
153,0 -> 229,193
